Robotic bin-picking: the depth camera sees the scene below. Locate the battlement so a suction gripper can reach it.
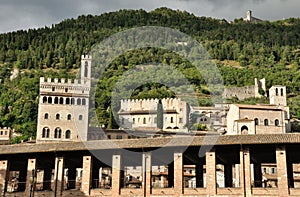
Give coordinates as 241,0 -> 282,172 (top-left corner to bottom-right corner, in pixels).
0,127 -> 11,131
81,55 -> 92,60
40,77 -> 89,86
120,98 -> 185,111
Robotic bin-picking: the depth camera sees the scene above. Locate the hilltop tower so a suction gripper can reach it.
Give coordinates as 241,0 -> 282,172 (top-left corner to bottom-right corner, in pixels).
36,55 -> 91,142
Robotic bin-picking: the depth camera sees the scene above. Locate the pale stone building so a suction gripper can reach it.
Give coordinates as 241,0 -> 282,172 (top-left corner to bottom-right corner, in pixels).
226,85 -> 290,135
243,10 -> 263,23
0,127 -> 12,145
118,98 -> 189,131
36,55 -> 91,142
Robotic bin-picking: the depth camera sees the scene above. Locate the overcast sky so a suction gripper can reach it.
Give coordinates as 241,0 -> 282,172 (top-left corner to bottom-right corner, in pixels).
1,0 -> 299,33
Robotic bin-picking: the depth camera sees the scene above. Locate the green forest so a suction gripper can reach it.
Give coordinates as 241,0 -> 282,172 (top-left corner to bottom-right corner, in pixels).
0,7 -> 300,141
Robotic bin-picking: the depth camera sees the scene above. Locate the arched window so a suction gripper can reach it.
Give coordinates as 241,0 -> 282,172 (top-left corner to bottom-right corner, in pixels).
54,128 -> 62,138
65,88 -> 68,93
254,118 -> 259,126
82,99 -> 86,105
43,97 -> 47,103
143,118 -> 146,124
281,88 -> 284,96
48,97 -> 52,104
65,130 -> 71,139
132,118 -> 135,124
170,117 -> 174,123
67,114 -> 71,120
77,98 -> 81,105
56,114 -> 60,120
84,61 -> 88,77
264,119 -> 269,126
42,127 -> 50,138
54,97 -> 59,104
241,125 -> 249,133
66,98 -> 70,105
79,115 -> 83,121
275,88 -> 278,96
71,98 -> 75,105
59,97 -> 64,104
44,113 -> 49,119
275,119 -> 280,126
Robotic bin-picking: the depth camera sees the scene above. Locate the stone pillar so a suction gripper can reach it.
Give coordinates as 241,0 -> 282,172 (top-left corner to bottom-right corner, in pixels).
240,147 -> 251,197
82,156 -> 92,196
206,150 -> 216,196
195,163 -> 204,188
25,158 -> 37,196
142,153 -> 152,197
224,164 -> 233,187
54,157 -> 65,197
276,146 -> 289,196
112,154 -> 121,197
174,152 -> 183,195
0,160 -> 8,196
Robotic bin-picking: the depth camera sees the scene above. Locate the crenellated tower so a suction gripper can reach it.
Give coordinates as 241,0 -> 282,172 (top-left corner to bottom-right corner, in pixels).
36,55 -> 91,142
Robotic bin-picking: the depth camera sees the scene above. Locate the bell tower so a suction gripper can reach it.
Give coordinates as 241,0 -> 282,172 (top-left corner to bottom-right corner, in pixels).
269,86 -> 287,106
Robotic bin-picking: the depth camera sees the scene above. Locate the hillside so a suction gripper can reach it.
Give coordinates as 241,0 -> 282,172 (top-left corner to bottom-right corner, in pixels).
0,7 -> 300,141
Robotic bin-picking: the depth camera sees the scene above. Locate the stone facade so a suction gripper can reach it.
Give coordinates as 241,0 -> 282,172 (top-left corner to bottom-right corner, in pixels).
243,10 -> 263,23
118,98 -> 189,131
36,55 -> 91,142
0,127 -> 12,145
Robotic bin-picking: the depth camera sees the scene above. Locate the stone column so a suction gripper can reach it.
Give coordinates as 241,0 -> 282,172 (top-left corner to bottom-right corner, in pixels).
54,157 -> 65,197
206,150 -> 216,196
224,163 -> 233,187
240,147 -> 251,197
112,154 -> 121,197
276,146 -> 289,196
174,152 -> 183,195
142,153 -> 152,197
195,163 -> 204,188
25,158 -> 37,196
0,160 -> 8,196
82,156 -> 92,196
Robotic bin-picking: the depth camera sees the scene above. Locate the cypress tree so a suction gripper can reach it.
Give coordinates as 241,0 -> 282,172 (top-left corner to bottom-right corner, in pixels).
157,99 -> 163,130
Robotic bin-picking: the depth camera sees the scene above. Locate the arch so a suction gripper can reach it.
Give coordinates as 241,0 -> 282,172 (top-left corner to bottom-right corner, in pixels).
275,119 -> 280,126
275,88 -> 278,96
54,97 -> 59,104
173,126 -> 179,129
48,97 -> 52,104
44,113 -> 49,119
43,97 -> 47,103
281,88 -> 284,96
54,127 -> 62,138
143,118 -> 146,124
42,127 -> 50,138
67,114 -> 72,120
66,98 -> 70,105
56,114 -> 60,120
166,126 -> 172,129
65,130 -> 71,139
77,98 -> 81,105
254,118 -> 259,126
241,125 -> 248,132
79,115 -> 83,121
264,119 -> 269,126
59,97 -> 64,104
71,98 -> 75,105
82,98 -> 86,105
